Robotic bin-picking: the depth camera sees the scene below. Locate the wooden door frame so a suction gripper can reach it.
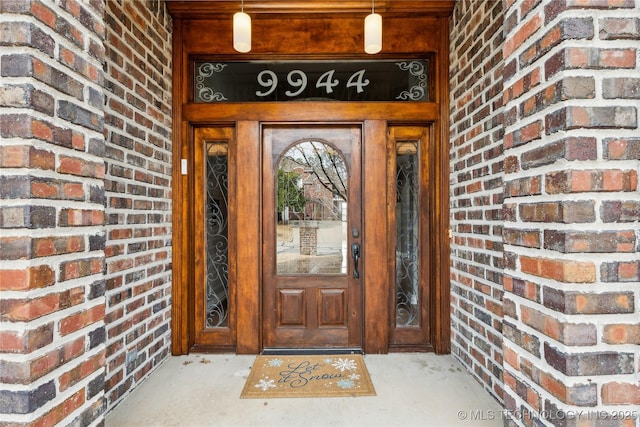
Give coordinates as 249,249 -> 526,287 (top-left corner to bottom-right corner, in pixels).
169,4 -> 452,355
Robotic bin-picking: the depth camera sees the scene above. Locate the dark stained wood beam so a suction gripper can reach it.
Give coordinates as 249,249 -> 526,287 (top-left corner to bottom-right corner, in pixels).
166,1 -> 455,18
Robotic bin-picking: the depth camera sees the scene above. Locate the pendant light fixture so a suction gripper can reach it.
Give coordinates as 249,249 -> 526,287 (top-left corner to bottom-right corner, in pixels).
364,0 -> 382,54
233,0 -> 251,53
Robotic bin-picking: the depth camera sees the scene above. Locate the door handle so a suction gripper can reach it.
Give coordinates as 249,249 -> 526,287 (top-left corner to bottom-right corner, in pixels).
351,243 -> 360,278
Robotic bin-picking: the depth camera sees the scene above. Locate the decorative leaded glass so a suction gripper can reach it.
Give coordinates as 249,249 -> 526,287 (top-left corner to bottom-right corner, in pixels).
395,141 -> 420,327
206,142 -> 229,328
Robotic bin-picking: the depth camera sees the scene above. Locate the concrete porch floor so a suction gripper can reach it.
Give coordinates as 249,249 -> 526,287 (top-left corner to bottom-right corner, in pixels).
105,353 -> 503,427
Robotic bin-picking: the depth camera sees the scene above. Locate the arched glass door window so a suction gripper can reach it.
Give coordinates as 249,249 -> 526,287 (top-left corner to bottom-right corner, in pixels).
275,140 -> 348,275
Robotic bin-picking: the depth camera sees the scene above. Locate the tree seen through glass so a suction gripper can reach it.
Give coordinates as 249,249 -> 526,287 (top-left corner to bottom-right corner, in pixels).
276,140 -> 348,275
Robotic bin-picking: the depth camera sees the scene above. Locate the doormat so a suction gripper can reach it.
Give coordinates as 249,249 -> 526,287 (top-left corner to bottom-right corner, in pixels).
240,355 -> 376,398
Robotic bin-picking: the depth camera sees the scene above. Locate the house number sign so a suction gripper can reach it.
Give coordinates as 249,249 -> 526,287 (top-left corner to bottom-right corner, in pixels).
194,60 -> 429,102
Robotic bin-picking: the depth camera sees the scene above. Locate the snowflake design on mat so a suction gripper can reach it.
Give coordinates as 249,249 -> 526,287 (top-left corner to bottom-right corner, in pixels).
268,358 -> 283,367
349,373 -> 360,380
337,379 -> 355,389
332,358 -> 357,372
255,378 -> 276,391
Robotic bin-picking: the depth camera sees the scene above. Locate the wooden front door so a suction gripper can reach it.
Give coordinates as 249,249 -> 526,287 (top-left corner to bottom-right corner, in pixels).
262,125 -> 363,350
169,2 -> 454,356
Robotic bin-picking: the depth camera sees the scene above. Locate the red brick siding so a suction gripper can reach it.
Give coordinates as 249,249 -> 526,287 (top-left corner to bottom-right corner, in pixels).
102,0 -> 173,411
0,0 -> 106,424
502,0 -> 640,424
450,0 -> 506,404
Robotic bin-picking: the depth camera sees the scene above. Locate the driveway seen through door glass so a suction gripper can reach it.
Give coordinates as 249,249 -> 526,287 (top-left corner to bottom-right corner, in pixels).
276,140 -> 348,275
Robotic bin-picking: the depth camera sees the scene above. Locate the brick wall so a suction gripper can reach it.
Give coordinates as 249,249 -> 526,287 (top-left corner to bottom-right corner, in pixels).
102,0 -> 173,411
501,0 -> 639,425
0,0 -> 107,424
449,0 -> 506,404
0,0 -> 172,422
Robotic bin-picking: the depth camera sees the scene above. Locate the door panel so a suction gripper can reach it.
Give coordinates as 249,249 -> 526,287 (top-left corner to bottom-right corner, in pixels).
279,289 -> 305,326
319,289 -> 346,326
262,125 -> 362,350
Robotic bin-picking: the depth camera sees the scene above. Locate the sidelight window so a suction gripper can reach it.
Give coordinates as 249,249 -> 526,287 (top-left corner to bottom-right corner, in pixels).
388,126 -> 431,348
395,141 -> 420,327
205,141 -> 229,328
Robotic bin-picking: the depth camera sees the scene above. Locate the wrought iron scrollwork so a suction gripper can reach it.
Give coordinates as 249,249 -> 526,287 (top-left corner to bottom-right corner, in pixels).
206,143 -> 229,328
395,141 -> 419,327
